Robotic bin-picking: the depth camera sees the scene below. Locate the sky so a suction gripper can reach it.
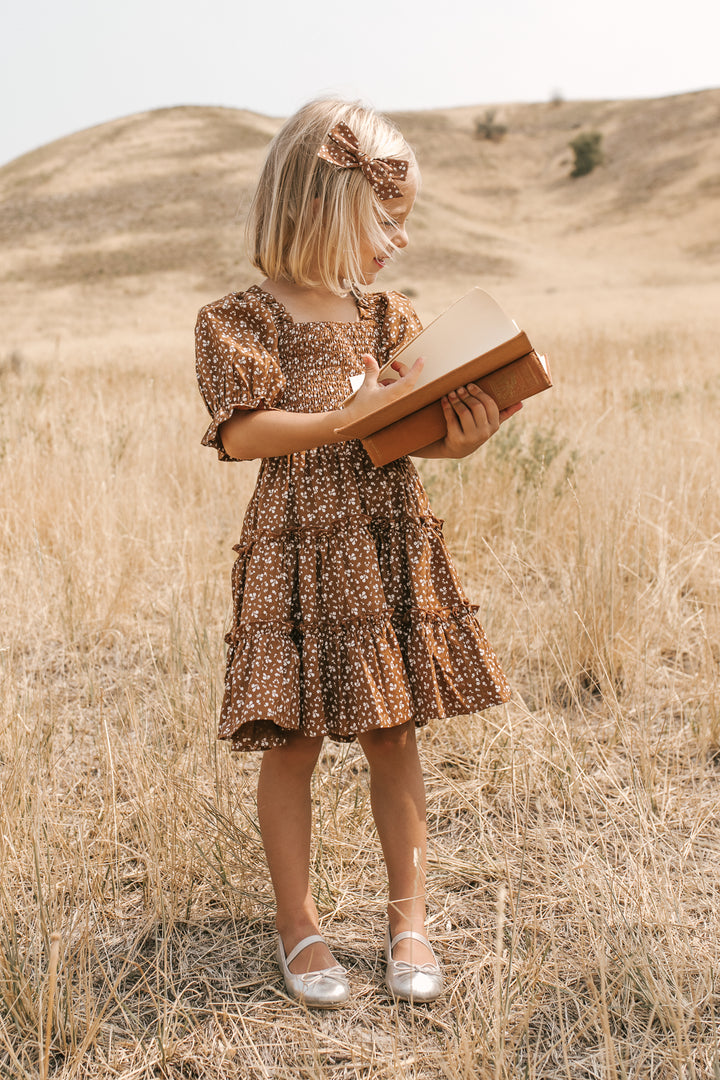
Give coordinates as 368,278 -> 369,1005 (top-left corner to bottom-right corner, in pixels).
2,0 -> 718,166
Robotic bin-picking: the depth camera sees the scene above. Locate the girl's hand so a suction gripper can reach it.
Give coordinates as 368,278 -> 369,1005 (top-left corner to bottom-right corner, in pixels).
340,353 -> 424,426
436,383 -> 523,458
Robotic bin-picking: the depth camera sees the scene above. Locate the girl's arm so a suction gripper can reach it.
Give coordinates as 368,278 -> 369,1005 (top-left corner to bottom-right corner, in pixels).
220,407 -> 344,459
219,353 -> 423,460
411,384 -> 523,460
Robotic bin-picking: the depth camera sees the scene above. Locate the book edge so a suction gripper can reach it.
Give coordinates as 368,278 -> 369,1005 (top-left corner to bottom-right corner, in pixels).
338,331 -> 533,440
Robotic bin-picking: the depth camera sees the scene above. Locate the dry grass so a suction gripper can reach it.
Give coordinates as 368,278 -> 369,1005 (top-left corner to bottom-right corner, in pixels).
1,317 -> 719,1079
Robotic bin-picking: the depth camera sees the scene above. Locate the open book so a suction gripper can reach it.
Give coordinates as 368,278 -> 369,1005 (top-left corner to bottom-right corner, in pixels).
337,288 -> 551,466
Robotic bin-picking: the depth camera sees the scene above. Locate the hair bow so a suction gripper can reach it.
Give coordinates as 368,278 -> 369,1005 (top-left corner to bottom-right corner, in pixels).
317,122 -> 408,200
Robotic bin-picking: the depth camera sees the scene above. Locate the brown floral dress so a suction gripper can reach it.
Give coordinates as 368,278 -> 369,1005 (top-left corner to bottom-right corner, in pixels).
195,285 -> 511,751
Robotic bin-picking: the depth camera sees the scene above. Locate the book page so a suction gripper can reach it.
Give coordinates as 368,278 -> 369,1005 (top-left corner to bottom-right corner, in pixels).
377,287 -> 519,390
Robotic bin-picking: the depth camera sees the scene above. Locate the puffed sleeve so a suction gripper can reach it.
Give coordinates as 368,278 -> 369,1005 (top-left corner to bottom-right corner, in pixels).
195,292 -> 286,460
378,291 -> 423,363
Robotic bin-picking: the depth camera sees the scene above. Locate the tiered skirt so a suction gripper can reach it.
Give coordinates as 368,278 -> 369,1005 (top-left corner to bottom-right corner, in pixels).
218,441 -> 511,751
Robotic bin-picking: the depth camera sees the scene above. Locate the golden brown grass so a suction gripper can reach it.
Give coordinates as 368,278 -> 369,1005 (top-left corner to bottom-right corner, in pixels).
1,317 -> 719,1078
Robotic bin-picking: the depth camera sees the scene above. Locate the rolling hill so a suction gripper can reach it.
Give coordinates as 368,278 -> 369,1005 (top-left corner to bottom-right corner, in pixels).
1,90 -> 718,366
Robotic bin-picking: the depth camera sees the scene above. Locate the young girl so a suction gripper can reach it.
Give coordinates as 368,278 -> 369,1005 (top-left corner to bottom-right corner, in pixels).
195,99 -> 521,1008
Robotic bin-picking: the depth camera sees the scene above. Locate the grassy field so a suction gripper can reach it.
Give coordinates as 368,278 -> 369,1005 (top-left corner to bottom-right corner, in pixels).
1,317 -> 718,1078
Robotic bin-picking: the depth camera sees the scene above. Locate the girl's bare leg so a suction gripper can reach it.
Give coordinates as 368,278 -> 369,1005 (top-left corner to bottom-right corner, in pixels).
358,721 -> 436,966
257,733 -> 336,974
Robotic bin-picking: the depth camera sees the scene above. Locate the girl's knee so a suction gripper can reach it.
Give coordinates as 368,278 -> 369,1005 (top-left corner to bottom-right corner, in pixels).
262,732 -> 324,774
359,721 -> 416,765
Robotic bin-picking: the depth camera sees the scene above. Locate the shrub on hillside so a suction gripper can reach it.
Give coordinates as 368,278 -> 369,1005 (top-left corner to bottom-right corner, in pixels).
474,109 -> 507,142
569,131 -> 604,177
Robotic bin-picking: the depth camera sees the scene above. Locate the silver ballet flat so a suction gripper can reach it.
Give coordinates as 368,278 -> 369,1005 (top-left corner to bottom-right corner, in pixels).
277,934 -> 350,1008
385,926 -> 444,1002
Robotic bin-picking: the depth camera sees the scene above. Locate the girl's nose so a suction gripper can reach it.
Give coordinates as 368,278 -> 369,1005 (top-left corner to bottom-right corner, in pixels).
393,225 -> 409,249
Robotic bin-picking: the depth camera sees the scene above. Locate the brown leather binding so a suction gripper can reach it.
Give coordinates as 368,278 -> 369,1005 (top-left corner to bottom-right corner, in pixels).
359,349 -> 551,466
338,331 -> 535,443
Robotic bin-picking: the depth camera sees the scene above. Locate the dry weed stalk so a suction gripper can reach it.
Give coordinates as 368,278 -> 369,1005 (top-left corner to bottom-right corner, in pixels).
40,932 -> 61,1080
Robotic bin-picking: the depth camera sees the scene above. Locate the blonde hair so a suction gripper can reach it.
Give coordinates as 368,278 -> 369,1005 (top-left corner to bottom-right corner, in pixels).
246,99 -> 416,295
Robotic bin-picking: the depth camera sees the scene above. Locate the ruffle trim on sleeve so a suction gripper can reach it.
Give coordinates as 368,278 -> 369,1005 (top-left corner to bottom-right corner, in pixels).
379,291 -> 423,361
195,292 -> 287,460
200,400 -> 272,460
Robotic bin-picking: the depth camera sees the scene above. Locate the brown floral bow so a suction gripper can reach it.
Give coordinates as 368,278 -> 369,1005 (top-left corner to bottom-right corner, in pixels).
317,122 -> 409,200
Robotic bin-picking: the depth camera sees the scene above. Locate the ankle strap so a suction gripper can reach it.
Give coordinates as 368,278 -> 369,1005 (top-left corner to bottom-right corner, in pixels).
285,934 -> 327,967
390,929 -> 433,952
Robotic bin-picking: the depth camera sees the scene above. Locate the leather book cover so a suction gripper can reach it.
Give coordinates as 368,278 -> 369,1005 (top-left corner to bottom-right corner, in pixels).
339,331 -> 535,442
360,349 -> 552,466
337,288 -> 551,457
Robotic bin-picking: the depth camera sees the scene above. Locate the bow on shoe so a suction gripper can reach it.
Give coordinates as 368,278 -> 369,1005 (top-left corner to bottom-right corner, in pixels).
299,964 -> 348,988
317,122 -> 408,199
390,960 -> 441,976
